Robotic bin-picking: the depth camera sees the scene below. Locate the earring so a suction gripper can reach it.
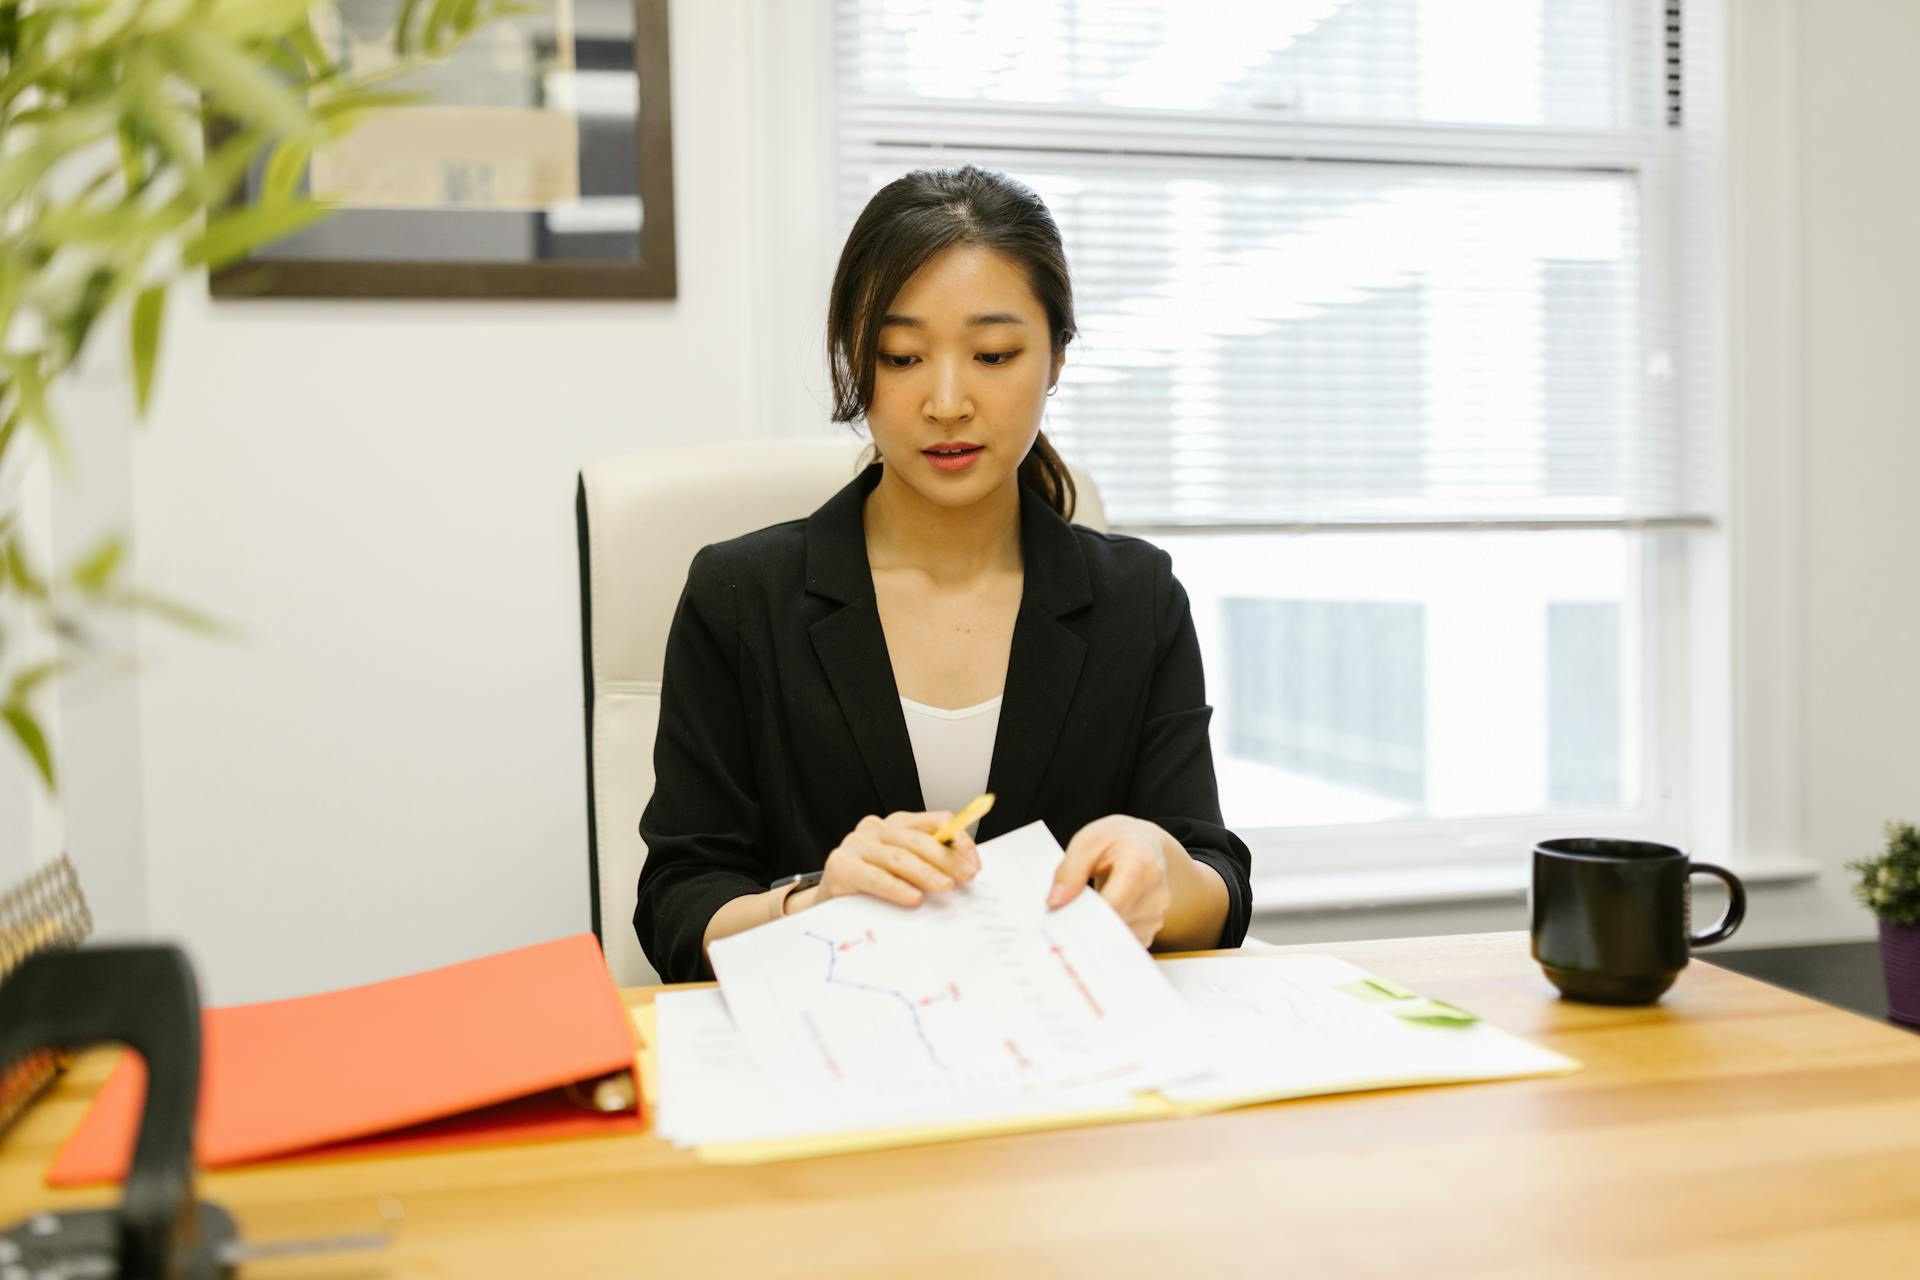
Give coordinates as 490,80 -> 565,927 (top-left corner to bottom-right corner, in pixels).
1046,384 -> 1058,397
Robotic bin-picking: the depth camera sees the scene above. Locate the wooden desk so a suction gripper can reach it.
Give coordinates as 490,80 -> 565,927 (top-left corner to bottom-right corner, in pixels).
6,931 -> 1920,1278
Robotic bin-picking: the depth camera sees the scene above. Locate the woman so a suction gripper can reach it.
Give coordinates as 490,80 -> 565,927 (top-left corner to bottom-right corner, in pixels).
635,165 -> 1251,983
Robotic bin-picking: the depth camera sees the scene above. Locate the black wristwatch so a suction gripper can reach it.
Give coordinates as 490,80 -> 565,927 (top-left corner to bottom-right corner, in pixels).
768,869 -> 824,919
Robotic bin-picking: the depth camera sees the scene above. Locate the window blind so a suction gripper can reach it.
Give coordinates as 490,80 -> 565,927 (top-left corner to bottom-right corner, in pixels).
833,0 -> 1722,530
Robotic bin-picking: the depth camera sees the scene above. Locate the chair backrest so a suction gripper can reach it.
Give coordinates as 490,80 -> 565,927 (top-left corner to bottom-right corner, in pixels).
576,439 -> 1107,985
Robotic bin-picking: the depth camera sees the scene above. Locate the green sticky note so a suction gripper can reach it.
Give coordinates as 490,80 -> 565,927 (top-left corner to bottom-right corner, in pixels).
1334,973 -> 1476,1023
1387,998 -> 1479,1025
1363,974 -> 1417,1000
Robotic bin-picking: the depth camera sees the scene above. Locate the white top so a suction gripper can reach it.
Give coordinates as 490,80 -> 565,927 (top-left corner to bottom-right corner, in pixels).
899,694 -> 1003,835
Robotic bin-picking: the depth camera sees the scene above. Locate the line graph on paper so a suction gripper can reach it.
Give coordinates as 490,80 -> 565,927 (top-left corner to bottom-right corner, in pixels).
765,913 -> 1120,1100
708,822 -> 1210,1109
800,928 -> 959,1073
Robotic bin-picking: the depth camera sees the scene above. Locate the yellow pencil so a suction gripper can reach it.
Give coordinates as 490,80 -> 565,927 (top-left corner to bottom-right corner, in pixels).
932,793 -> 994,844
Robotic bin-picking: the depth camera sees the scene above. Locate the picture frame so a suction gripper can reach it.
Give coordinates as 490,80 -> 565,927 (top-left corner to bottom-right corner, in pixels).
209,0 -> 675,300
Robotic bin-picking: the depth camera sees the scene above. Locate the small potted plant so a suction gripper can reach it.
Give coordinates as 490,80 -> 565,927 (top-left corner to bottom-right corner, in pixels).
1847,821 -> 1920,1025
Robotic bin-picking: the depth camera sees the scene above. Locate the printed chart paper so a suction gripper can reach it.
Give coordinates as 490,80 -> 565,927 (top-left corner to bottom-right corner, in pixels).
651,987 -> 1145,1149
1156,954 -> 1580,1107
707,821 -> 1209,1111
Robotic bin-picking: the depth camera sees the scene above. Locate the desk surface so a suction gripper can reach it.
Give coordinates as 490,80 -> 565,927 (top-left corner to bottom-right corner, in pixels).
5,931 -> 1920,1279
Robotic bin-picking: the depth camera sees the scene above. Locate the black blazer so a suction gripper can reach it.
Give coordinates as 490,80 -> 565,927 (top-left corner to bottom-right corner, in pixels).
634,462 -> 1253,981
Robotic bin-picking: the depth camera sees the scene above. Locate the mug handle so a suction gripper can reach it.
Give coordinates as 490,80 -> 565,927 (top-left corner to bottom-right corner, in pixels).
1689,863 -> 1747,946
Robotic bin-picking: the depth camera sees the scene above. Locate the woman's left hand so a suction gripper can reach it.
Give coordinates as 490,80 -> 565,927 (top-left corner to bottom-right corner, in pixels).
1047,815 -> 1174,946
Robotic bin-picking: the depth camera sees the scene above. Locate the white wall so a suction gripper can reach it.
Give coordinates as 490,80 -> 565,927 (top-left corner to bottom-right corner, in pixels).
1790,0 -> 1920,935
17,0 -> 1914,1001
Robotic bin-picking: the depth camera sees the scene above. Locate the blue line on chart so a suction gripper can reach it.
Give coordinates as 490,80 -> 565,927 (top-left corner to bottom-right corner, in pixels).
803,930 -> 947,1072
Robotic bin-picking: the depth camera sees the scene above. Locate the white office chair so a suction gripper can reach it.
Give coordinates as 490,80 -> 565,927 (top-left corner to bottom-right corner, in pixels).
575,438 -> 1107,985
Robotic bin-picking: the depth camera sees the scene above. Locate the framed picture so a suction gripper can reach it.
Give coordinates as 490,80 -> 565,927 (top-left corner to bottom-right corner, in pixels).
210,0 -> 675,300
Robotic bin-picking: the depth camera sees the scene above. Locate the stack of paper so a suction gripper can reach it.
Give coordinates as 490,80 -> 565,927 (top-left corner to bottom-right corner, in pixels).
659,822 -> 1578,1158
676,822 -> 1204,1146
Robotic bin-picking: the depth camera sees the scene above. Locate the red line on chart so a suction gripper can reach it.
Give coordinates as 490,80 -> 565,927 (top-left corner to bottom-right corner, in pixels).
800,1010 -> 844,1081
1005,1038 -> 1033,1070
918,982 -> 961,1007
1046,935 -> 1105,1020
837,930 -> 877,953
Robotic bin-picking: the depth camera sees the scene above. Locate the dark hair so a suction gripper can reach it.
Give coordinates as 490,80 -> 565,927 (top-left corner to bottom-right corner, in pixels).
828,164 -> 1078,521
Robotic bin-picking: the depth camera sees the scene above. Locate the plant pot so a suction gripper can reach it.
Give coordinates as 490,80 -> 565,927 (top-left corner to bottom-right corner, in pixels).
1879,920 -> 1920,1025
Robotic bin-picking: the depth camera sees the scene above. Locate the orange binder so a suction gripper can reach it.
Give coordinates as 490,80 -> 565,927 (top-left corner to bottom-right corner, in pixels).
47,933 -> 643,1186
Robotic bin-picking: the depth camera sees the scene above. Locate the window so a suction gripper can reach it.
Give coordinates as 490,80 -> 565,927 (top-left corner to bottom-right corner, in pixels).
1224,598 -> 1428,810
834,0 -> 1722,876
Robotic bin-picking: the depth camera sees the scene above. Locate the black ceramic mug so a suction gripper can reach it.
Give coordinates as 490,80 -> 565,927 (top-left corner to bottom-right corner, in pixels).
1530,838 -> 1747,1004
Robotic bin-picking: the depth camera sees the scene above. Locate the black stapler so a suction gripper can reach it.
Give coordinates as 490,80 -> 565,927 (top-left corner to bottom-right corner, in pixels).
0,945 -> 239,1279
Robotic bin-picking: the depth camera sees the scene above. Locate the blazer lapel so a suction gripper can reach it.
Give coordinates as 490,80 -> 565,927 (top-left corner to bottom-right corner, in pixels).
977,483 -> 1091,842
805,464 -> 925,812
802,463 -> 1094,834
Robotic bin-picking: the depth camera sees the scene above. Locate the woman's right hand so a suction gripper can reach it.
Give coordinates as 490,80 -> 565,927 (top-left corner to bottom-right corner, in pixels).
816,811 -> 980,908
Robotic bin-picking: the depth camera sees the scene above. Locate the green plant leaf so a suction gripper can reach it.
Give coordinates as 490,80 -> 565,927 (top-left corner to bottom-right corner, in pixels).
163,28 -> 310,139
70,533 -> 126,593
116,118 -> 149,196
59,267 -> 117,364
1850,820 -> 1920,925
130,284 -> 166,415
0,97 -> 115,206
4,537 -> 49,600
262,36 -> 306,82
0,136 -> 71,212
202,0 -> 321,44
261,133 -> 313,204
5,357 -> 68,469
311,88 -> 427,124
110,587 -> 233,637
200,120 -> 271,203
287,18 -> 337,79
393,0 -> 427,55
424,0 -> 462,51
44,189 -> 201,249
0,3 -> 21,66
185,198 -> 333,270
35,199 -> 144,244
9,660 -> 64,700
125,56 -> 214,201
1,701 -> 56,790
